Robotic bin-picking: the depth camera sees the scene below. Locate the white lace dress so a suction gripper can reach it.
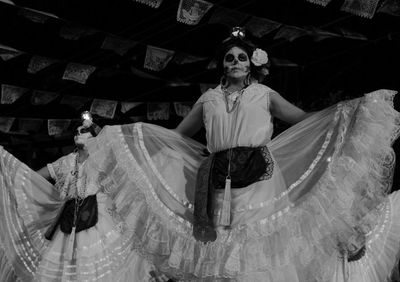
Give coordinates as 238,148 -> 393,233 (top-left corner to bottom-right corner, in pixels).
0,152 -> 153,281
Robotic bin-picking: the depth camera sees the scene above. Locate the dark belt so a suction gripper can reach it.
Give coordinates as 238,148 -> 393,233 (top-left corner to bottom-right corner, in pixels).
45,194 -> 98,240
193,146 -> 274,243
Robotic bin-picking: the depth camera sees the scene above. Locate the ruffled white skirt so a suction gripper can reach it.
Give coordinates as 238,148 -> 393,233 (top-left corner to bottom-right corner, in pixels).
0,160 -> 153,281
1,89 -> 400,282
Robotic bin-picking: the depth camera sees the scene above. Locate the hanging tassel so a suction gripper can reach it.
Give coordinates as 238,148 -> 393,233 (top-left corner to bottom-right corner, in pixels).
342,250 -> 349,282
65,196 -> 77,261
219,176 -> 231,226
65,227 -> 76,261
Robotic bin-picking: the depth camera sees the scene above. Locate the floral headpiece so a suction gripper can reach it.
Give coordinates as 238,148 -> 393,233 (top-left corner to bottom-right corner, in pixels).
81,111 -> 93,128
79,111 -> 101,137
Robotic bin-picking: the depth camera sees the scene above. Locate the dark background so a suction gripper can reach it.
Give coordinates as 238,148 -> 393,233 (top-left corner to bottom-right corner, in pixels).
0,0 -> 399,191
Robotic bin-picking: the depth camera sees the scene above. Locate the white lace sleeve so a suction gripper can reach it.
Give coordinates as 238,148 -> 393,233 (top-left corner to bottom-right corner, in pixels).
47,153 -> 76,196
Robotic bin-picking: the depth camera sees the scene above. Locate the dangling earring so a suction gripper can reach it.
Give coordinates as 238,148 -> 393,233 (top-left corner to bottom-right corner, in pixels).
220,75 -> 228,88
244,73 -> 252,87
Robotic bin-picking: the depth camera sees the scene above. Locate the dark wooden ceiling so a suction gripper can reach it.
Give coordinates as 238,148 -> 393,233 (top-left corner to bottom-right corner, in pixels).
0,0 -> 399,142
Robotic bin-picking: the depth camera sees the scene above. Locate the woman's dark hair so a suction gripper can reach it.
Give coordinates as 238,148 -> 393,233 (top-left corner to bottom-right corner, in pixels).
75,122 -> 101,137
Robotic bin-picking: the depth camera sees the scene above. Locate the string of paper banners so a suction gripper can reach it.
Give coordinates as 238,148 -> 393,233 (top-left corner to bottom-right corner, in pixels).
2,0 -> 393,80
0,83 -> 216,135
136,0 -> 399,19
3,0 -> 396,57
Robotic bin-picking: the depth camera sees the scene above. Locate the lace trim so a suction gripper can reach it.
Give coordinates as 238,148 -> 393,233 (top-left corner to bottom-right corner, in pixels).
259,146 -> 274,181
136,123 -> 194,210
366,90 -> 400,142
366,199 -> 390,247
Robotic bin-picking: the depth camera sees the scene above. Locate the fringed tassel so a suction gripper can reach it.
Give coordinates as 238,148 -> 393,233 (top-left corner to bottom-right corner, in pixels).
219,177 -> 231,227
65,227 -> 76,261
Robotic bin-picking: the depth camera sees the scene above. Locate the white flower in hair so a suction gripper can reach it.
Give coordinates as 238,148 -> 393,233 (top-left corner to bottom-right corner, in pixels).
251,48 -> 269,66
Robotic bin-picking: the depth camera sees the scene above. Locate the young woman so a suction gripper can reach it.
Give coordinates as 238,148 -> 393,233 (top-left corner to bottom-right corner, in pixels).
0,115 -> 164,281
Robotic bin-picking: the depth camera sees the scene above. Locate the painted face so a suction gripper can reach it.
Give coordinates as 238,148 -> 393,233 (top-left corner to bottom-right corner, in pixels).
223,46 -> 250,79
74,126 -> 94,147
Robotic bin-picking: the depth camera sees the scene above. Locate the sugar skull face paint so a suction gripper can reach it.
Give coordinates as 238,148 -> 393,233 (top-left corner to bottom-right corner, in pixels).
223,46 -> 251,79
74,126 -> 94,147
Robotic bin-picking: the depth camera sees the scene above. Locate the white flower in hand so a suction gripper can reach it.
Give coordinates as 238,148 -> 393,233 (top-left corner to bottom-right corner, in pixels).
251,48 -> 269,66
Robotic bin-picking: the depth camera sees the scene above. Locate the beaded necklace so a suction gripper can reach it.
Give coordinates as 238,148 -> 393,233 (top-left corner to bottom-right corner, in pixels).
69,153 -> 87,200
221,86 -> 245,113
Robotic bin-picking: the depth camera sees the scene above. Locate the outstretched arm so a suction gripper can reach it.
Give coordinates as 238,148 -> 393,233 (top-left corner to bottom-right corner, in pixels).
36,166 -> 52,181
173,103 -> 203,138
270,91 -> 313,124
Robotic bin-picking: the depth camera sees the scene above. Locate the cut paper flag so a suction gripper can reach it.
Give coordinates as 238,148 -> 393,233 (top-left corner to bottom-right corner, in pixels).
377,0 -> 400,16
199,83 -> 217,93
60,24 -> 98,40
340,0 -> 380,18
48,119 -> 71,136
172,52 -> 207,65
31,90 -> 59,105
101,36 -> 138,56
0,117 -> 15,133
60,95 -> 91,110
147,102 -> 170,120
339,28 -> 368,40
0,44 -> 23,61
208,6 -> 248,27
244,16 -> 282,38
18,118 -> 43,133
62,63 -> 96,84
308,28 -> 340,41
274,25 -> 308,42
144,46 -> 175,71
133,0 -> 164,8
305,0 -> 333,6
90,99 -> 118,119
174,102 -> 192,117
27,56 -> 58,74
17,8 -> 52,23
1,84 -> 29,104
121,102 -> 143,113
177,0 -> 213,25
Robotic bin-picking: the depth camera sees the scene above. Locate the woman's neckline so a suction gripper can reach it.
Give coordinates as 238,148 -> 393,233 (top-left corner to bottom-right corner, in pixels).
218,82 -> 256,95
